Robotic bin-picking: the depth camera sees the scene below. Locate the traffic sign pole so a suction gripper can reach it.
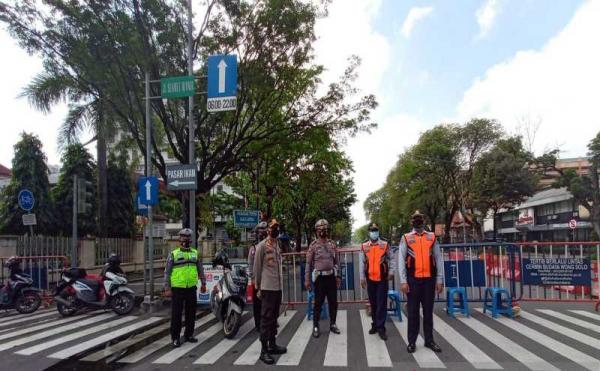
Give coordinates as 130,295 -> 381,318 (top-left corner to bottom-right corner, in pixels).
187,0 -> 197,250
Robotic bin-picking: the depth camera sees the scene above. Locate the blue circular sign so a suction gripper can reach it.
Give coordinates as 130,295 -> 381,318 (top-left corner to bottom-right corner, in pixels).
18,189 -> 35,211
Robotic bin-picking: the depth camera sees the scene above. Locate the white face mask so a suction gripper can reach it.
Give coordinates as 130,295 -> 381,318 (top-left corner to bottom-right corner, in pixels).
369,231 -> 379,241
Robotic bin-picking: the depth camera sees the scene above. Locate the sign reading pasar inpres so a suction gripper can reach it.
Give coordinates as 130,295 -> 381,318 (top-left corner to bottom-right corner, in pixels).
166,164 -> 197,191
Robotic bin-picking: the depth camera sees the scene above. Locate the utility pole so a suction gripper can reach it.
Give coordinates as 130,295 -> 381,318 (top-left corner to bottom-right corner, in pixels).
187,0 -> 196,246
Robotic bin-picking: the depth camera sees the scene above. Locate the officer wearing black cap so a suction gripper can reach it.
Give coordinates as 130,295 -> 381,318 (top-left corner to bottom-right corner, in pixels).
360,223 -> 394,340
398,211 -> 443,354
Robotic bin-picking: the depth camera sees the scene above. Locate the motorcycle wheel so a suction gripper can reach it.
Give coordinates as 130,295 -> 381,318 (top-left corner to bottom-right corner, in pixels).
111,292 -> 135,315
56,293 -> 78,317
15,292 -> 41,314
223,310 -> 241,339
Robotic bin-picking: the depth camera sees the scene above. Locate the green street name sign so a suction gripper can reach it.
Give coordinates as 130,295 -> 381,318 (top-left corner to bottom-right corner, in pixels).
160,76 -> 196,98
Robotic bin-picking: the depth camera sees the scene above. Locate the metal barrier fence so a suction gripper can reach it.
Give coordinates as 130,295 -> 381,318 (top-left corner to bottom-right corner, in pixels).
280,242 -> 600,307
95,238 -> 135,265
516,242 -> 599,302
17,236 -> 71,257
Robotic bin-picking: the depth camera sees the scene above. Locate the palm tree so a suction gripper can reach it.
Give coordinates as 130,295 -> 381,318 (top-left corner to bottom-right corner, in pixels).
20,72 -> 119,236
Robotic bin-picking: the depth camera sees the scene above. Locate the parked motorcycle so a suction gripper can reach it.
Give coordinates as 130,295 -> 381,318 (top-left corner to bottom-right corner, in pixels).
0,256 -> 42,314
211,250 -> 248,338
54,266 -> 135,316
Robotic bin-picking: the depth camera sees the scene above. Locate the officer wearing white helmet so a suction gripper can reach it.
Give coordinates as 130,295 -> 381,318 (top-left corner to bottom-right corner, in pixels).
305,219 -> 341,338
164,228 -> 207,348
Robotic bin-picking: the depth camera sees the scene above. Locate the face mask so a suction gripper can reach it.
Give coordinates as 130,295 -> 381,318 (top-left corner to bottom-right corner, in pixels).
369,231 -> 379,240
412,220 -> 424,230
318,230 -> 328,238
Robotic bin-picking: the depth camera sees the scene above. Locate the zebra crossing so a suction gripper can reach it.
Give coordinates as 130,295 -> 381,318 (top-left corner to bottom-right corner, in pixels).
0,304 -> 598,370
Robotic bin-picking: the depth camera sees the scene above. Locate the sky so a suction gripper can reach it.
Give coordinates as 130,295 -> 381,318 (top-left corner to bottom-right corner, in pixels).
0,0 -> 598,229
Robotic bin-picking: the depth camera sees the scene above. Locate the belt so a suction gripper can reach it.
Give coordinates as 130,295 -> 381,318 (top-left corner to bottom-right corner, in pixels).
316,270 -> 334,276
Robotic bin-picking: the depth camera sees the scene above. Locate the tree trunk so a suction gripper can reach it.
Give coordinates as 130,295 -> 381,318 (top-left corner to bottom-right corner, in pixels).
492,209 -> 498,241
97,125 -> 108,237
443,205 -> 457,243
294,222 -> 302,253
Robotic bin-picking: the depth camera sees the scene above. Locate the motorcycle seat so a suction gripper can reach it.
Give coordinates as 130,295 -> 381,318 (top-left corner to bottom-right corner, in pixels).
78,279 -> 101,290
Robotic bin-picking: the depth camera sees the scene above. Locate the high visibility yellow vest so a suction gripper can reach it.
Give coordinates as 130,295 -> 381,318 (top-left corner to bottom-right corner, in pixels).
170,247 -> 199,288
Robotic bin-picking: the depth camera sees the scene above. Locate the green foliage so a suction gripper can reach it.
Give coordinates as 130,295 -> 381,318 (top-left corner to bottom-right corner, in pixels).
52,144 -> 96,236
0,1 -> 377,235
104,153 -> 135,238
352,224 -> 369,243
364,118 -> 522,242
472,136 -> 536,237
542,131 -> 600,237
0,132 -> 54,234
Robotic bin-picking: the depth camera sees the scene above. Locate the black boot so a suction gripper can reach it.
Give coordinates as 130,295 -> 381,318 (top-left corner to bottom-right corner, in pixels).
268,338 -> 287,355
260,340 -> 275,365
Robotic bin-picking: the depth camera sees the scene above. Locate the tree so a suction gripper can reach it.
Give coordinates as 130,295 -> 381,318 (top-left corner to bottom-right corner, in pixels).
52,144 -> 96,236
105,152 -> 135,238
0,1 -> 377,233
546,131 -> 600,237
472,137 -> 536,239
0,133 -> 54,234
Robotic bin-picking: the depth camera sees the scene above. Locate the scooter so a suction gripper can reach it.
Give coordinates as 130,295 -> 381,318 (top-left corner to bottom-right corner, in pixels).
211,253 -> 248,339
0,272 -> 42,314
54,267 -> 135,316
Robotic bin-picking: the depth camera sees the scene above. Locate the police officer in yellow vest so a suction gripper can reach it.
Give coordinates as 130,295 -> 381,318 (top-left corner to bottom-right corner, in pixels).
164,228 -> 207,348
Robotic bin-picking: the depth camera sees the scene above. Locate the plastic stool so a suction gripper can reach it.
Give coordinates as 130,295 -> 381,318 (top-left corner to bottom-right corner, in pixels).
483,287 -> 513,318
387,290 -> 403,321
446,287 -> 469,317
306,290 -> 329,321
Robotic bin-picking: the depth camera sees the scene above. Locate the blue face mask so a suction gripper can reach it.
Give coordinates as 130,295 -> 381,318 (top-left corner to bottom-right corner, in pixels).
369,231 -> 379,240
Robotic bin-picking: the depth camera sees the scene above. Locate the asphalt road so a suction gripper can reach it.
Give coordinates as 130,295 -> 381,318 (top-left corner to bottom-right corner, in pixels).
0,300 -> 598,371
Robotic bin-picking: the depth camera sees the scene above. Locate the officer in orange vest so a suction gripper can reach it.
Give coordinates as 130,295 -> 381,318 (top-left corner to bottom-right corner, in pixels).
398,211 -> 443,354
360,223 -> 394,340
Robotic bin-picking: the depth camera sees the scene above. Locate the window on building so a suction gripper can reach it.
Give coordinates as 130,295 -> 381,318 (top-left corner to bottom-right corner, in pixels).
554,200 -> 574,214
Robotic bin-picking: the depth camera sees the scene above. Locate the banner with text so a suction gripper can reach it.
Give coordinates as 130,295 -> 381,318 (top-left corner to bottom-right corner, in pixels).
522,257 -> 591,286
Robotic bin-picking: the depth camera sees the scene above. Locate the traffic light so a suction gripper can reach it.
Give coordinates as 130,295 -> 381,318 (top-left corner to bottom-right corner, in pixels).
77,178 -> 93,214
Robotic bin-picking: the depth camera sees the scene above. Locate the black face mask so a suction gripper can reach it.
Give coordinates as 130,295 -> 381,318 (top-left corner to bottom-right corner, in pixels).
269,229 -> 279,238
318,230 -> 328,238
412,220 -> 424,230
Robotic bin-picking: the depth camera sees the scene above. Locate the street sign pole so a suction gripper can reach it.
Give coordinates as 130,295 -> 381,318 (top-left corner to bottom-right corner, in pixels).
72,174 -> 78,266
145,71 -> 155,300
187,0 -> 196,248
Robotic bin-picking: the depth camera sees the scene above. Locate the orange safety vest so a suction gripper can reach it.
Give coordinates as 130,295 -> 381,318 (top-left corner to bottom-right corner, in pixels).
361,240 -> 390,282
404,231 -> 437,279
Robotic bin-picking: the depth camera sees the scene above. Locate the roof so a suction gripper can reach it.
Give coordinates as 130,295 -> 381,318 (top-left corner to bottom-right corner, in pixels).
0,164 -> 11,177
517,187 -> 573,209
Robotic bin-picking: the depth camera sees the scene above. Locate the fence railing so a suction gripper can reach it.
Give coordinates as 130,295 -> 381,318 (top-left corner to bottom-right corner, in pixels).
17,236 -> 71,258
279,241 -> 600,307
95,238 -> 134,265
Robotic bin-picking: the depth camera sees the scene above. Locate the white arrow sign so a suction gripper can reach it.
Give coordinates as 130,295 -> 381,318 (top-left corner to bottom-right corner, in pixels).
170,180 -> 196,188
145,180 -> 152,200
218,59 -> 227,93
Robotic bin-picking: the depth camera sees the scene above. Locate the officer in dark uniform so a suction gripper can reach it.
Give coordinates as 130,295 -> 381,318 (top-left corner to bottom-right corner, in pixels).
398,211 -> 443,354
360,223 -> 394,340
248,221 -> 268,330
305,219 -> 342,338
